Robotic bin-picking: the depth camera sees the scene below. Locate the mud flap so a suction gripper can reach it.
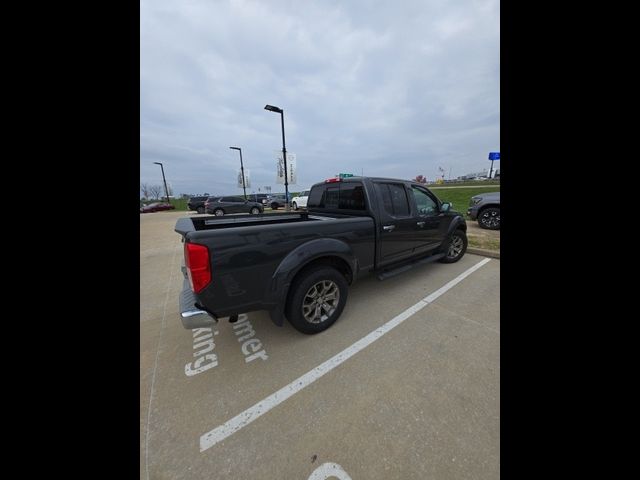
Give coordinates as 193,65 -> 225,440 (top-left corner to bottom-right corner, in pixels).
269,304 -> 286,326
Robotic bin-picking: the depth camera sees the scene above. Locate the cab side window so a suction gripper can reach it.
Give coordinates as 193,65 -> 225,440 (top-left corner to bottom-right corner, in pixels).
375,183 -> 410,217
411,186 -> 438,215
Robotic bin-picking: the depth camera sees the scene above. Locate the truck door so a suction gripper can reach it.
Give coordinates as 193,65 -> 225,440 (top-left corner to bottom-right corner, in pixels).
373,181 -> 423,267
409,185 -> 448,253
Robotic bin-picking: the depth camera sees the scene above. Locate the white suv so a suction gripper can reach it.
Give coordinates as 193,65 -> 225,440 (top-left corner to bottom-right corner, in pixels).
291,190 -> 310,210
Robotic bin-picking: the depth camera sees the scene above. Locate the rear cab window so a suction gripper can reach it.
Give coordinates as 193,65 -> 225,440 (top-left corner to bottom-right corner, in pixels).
307,182 -> 367,212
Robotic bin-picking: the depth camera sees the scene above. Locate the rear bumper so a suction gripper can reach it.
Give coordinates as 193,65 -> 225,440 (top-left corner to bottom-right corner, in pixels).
179,276 -> 218,329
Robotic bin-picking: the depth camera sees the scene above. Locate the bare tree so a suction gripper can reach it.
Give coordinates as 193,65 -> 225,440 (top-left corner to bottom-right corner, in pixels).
149,184 -> 163,200
413,175 -> 427,184
140,182 -> 151,199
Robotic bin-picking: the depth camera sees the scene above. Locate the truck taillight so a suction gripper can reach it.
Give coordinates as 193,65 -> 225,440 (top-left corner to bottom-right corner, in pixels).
185,243 -> 211,293
324,177 -> 341,183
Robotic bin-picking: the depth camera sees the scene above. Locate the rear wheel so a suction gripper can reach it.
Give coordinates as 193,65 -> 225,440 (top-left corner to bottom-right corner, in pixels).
286,267 -> 348,334
439,229 -> 467,263
250,207 -> 260,214
213,208 -> 224,216
271,203 -> 278,210
478,207 -> 500,230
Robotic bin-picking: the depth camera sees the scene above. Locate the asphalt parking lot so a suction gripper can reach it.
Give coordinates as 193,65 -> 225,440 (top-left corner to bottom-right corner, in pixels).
141,211 -> 500,480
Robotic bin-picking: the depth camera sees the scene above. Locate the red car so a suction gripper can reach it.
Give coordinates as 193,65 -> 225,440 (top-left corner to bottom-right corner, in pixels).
140,202 -> 175,213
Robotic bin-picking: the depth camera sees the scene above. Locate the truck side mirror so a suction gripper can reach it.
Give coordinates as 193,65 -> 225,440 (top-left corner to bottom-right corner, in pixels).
440,202 -> 452,212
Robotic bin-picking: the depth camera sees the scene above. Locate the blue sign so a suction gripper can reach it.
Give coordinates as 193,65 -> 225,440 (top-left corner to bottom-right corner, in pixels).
488,152 -> 500,160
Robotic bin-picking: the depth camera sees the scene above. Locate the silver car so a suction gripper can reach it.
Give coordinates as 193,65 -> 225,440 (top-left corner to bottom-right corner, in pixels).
467,192 -> 500,230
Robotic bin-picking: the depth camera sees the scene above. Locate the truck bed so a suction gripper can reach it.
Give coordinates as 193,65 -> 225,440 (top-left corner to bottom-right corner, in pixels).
175,211 -> 376,320
175,211 -> 368,234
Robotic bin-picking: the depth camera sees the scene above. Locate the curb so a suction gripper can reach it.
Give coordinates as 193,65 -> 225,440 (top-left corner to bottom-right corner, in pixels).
467,247 -> 500,259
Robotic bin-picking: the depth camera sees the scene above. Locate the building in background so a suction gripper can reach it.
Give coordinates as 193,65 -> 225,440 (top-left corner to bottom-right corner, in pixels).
457,168 -> 500,181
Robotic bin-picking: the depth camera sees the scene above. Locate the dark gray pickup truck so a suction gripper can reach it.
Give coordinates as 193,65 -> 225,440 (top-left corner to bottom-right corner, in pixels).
175,176 -> 467,334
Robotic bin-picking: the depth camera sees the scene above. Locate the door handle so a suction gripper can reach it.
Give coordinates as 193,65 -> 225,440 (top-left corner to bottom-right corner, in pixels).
383,225 -> 396,232
416,221 -> 425,227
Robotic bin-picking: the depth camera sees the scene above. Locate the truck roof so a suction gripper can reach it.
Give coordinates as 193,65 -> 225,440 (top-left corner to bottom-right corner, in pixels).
311,176 -> 418,188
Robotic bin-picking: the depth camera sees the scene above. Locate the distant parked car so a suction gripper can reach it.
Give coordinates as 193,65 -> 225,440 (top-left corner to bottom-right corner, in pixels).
269,195 -> 289,210
291,190 -> 310,210
249,193 -> 269,205
467,192 -> 500,229
140,202 -> 176,213
204,196 -> 264,216
187,196 -> 209,214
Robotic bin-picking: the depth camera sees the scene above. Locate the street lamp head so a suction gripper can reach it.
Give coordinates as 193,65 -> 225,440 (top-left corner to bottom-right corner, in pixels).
264,104 -> 288,210
229,146 -> 241,151
264,104 -> 282,113
153,161 -> 162,165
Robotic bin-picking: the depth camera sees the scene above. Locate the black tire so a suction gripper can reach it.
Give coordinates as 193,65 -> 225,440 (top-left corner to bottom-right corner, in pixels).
478,207 -> 500,230
250,207 -> 260,215
213,208 -> 224,216
271,203 -> 278,210
286,266 -> 348,334
292,202 -> 298,210
439,229 -> 467,263
196,206 -> 205,214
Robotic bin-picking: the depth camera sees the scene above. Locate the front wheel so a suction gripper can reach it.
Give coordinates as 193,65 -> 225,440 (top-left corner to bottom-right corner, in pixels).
286,267 -> 348,334
439,229 -> 467,263
213,208 -> 224,216
292,202 -> 298,210
196,206 -> 204,214
250,207 -> 260,214
478,207 -> 500,230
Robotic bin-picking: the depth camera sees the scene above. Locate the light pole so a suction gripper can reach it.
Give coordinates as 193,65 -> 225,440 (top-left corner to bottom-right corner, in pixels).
153,162 -> 170,204
229,146 -> 247,200
264,104 -> 289,212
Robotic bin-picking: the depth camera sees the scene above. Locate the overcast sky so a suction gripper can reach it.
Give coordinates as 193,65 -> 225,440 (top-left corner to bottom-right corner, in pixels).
140,0 -> 499,197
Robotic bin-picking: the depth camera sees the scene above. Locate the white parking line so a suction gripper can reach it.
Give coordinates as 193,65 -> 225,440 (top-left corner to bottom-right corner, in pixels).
200,257 -> 492,452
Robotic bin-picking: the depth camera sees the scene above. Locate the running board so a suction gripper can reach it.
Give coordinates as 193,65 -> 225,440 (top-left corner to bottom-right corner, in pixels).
377,253 -> 446,280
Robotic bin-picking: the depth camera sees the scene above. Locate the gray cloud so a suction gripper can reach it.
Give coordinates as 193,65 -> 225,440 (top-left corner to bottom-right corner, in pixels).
141,0 -> 499,196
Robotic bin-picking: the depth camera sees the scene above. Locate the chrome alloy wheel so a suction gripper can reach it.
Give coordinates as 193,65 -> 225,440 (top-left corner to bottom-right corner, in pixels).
302,280 -> 340,324
480,210 -> 500,228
